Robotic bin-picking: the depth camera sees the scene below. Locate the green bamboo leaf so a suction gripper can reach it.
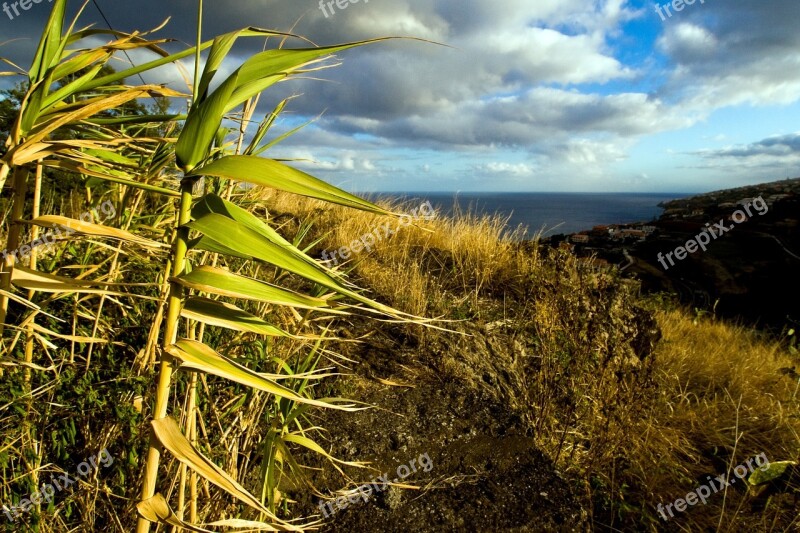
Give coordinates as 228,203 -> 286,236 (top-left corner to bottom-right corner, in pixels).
167,339 -> 359,411
181,296 -> 292,337
21,1 -> 91,134
192,193 -> 338,276
175,266 -> 337,311
49,48 -> 112,81
80,43 -> 212,93
187,213 -> 355,294
244,97 -> 291,155
187,214 -> 334,284
188,235 -> 252,259
224,42 -> 388,112
176,72 -> 239,170
169,334 -> 332,381
82,148 -> 139,167
196,28 -> 294,100
253,117 -> 311,156
20,80 -> 50,137
189,156 -> 394,215
47,1 -> 93,74
196,32 -> 241,99
41,63 -> 104,111
187,213 -> 405,317
193,194 -> 287,242
29,0 -> 67,83
180,37 -> 395,171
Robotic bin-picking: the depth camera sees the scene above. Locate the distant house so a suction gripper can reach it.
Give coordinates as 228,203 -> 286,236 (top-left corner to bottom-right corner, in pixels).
641,225 -> 656,234
719,202 -> 736,209
692,209 -> 704,216
620,229 -> 646,240
664,208 -> 688,218
571,234 -> 590,244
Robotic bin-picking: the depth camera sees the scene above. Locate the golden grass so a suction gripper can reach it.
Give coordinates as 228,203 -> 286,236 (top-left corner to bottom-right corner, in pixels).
256,188 -> 800,530
2,183 -> 796,531
254,189 -> 530,316
623,309 -> 800,530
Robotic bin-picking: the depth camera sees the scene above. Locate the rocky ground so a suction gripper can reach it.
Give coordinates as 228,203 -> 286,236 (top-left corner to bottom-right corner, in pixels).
292,320 -> 593,532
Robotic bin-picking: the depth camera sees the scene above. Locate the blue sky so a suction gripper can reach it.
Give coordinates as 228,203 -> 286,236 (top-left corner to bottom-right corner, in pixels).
2,0 -> 800,193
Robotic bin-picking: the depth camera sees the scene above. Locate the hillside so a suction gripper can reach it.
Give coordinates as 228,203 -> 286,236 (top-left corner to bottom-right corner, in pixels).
0,4 -> 798,531
548,178 -> 800,332
257,191 -> 800,532
0,187 -> 798,531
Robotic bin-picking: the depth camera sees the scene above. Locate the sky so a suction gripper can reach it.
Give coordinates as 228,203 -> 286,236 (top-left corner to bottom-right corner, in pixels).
2,0 -> 800,194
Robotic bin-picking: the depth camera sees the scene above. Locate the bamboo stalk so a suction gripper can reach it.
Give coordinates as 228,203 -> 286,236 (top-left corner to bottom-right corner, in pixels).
0,165 -> 29,334
24,161 -> 42,384
0,162 -> 9,194
0,162 -> 45,521
22,161 -> 42,514
137,7 -> 204,527
136,181 -> 195,533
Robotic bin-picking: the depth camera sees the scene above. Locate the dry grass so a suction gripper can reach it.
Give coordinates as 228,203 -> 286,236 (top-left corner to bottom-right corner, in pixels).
254,189 -> 529,317
619,309 -> 800,531
2,184 -> 797,531
256,189 -> 800,530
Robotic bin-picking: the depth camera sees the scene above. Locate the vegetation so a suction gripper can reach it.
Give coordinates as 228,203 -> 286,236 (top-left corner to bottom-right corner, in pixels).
0,1 -> 797,531
265,191 -> 800,531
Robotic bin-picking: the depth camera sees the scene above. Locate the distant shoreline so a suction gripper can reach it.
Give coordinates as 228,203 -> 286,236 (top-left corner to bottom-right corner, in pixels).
373,192 -> 685,238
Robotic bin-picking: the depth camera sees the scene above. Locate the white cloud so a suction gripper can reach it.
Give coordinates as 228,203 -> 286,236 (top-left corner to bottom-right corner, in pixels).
3,0 -> 799,191
657,23 -> 718,58
476,162 -> 536,176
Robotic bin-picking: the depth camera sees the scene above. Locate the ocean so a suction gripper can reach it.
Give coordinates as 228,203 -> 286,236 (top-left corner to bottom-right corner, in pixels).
379,192 -> 687,238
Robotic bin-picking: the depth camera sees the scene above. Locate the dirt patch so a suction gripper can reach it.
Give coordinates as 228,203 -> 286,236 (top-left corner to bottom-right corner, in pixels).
292,325 -> 586,531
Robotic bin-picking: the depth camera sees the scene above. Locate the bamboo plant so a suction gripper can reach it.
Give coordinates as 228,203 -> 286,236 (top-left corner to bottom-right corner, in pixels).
3,1 -> 420,530
134,14 -> 417,530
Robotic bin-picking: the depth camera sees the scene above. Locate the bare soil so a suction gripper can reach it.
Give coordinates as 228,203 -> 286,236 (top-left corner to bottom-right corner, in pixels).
293,322 -> 587,532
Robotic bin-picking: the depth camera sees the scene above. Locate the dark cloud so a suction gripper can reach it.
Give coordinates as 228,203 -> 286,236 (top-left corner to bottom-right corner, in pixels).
1,0 -> 799,191
696,133 -> 800,159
